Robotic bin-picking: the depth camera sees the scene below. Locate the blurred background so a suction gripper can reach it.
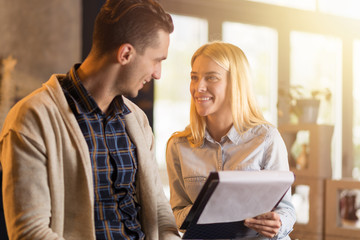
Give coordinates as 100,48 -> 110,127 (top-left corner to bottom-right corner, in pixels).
1,0 -> 360,239
156,0 -> 360,184
1,0 -> 360,186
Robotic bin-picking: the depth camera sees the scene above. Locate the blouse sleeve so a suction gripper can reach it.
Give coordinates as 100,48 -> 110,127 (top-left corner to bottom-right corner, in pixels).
166,137 -> 193,229
263,127 -> 297,239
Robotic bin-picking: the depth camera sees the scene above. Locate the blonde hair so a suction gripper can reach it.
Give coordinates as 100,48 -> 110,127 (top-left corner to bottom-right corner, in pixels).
171,41 -> 269,147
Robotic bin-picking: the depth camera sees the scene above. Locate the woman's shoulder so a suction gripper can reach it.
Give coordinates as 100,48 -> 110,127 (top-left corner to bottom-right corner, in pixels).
168,132 -> 189,145
166,132 -> 192,156
249,124 -> 285,147
249,123 -> 278,136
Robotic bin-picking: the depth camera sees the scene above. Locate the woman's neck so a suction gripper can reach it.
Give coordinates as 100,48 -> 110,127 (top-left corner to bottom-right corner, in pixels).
206,114 -> 233,142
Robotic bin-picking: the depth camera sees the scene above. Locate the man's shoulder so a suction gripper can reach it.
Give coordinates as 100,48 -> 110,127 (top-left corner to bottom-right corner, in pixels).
122,97 -> 149,123
122,97 -> 142,112
1,75 -> 66,136
12,75 -> 64,112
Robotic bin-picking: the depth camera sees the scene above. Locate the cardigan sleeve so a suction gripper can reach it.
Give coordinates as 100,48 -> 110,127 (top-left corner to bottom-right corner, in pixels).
1,129 -> 64,240
0,76 -> 98,240
123,98 -> 181,240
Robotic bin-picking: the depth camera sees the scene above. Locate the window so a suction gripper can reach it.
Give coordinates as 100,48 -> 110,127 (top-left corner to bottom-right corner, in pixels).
353,40 -> 360,174
223,22 -> 278,123
159,0 -> 360,180
290,31 -> 342,178
247,0 -> 316,10
154,15 -> 208,187
249,0 -> 360,20
318,0 -> 360,20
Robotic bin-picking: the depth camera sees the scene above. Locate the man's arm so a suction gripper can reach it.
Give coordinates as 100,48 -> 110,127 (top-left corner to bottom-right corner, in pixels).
126,99 -> 180,240
1,130 -> 63,240
145,123 -> 181,240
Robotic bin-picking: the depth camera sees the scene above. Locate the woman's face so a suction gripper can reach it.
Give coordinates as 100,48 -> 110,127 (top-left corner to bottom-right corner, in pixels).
190,55 -> 231,119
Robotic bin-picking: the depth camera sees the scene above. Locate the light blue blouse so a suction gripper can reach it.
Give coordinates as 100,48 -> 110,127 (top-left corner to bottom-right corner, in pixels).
166,124 -> 296,240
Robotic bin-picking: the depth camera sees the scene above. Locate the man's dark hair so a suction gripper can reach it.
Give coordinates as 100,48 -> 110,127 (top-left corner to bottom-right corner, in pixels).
92,0 -> 174,56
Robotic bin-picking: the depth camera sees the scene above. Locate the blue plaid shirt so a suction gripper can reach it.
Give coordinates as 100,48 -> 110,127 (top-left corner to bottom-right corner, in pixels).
60,64 -> 145,240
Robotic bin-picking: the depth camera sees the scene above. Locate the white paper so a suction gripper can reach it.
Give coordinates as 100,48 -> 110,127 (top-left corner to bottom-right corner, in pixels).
197,170 -> 294,224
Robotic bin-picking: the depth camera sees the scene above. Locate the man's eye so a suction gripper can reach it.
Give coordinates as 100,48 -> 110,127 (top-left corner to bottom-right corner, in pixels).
191,76 -> 198,81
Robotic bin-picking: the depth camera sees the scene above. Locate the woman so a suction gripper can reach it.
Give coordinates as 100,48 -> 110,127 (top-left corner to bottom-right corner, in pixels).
166,41 -> 296,239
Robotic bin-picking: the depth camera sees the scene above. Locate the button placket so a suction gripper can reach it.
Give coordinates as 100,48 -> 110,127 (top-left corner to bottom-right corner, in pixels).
216,143 -> 222,170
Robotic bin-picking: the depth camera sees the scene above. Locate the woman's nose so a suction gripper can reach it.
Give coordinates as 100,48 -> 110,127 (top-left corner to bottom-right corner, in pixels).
197,79 -> 206,92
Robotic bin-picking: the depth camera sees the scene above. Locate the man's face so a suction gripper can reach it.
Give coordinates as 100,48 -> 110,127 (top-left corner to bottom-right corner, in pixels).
121,30 -> 170,98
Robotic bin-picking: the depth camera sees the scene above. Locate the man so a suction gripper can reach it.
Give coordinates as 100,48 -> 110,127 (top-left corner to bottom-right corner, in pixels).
0,0 -> 180,239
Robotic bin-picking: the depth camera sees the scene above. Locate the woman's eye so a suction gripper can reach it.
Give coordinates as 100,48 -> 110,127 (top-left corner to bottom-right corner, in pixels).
207,76 -> 218,81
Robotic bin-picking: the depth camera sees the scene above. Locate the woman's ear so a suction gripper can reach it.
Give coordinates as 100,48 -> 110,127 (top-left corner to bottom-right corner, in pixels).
116,43 -> 136,65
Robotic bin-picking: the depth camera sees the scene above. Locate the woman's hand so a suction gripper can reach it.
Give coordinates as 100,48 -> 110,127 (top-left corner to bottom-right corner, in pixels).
244,212 -> 281,238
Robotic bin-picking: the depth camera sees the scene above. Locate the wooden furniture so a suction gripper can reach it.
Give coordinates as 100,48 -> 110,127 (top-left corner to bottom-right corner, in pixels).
279,124 -> 334,178
279,124 -> 334,240
325,179 -> 360,240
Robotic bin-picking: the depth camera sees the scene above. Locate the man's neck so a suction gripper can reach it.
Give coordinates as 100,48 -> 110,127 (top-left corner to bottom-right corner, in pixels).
76,56 -> 118,114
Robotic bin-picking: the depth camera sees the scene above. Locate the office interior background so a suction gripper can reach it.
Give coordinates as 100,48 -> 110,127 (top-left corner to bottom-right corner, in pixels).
1,0 -> 360,239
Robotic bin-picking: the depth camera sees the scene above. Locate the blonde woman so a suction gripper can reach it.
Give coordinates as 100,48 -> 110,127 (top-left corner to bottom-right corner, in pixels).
166,41 -> 296,239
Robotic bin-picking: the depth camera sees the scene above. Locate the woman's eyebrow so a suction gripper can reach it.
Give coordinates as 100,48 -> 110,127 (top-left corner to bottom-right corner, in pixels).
190,71 -> 221,75
204,71 -> 221,75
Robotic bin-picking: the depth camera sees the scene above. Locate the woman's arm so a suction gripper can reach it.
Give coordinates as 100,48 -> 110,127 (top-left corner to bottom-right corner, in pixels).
166,138 -> 193,228
246,127 -> 296,239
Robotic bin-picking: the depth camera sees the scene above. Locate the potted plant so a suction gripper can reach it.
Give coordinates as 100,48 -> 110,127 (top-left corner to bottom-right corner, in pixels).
279,84 -> 332,124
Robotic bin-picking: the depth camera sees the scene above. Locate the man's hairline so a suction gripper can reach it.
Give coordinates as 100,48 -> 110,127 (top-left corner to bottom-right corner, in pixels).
135,28 -> 170,56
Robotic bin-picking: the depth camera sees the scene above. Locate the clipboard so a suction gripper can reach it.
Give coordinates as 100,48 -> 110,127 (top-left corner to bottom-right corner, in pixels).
180,170 -> 295,239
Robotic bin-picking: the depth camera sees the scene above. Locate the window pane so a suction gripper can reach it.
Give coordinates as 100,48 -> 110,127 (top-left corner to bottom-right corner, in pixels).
223,22 -> 278,124
154,15 -> 208,169
249,0 -> 360,19
247,0 -> 316,11
290,31 -> 342,178
319,0 -> 360,20
353,40 -> 360,173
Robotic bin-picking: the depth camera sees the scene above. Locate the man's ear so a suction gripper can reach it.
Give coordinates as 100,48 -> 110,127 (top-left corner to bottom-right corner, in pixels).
116,43 -> 135,65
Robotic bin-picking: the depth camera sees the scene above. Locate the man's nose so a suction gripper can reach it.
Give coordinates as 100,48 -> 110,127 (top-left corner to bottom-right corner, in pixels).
152,63 -> 161,80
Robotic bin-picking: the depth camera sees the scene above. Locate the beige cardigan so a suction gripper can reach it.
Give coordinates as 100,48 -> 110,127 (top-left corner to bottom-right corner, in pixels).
0,75 -> 180,240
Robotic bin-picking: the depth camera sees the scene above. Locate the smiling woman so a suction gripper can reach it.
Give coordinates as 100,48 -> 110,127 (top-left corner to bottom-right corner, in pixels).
166,41 -> 296,239
190,55 -> 231,137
